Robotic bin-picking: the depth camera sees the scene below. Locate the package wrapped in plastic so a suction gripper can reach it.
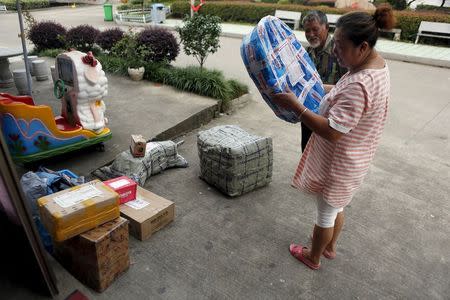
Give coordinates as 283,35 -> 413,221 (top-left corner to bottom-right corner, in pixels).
241,16 -> 325,123
198,125 -> 273,197
93,141 -> 188,186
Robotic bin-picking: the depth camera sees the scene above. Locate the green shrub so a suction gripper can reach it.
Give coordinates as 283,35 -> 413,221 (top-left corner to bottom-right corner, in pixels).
415,4 -> 450,13
177,14 -> 222,68
117,3 -> 142,10
171,1 -> 450,42
111,32 -> 151,68
396,11 -> 450,41
171,1 -> 344,23
3,0 -> 50,10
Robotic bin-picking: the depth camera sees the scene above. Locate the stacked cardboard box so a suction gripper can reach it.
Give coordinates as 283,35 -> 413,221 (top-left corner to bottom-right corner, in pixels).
37,180 -> 120,242
54,217 -> 130,292
38,177 -> 175,292
120,186 -> 174,241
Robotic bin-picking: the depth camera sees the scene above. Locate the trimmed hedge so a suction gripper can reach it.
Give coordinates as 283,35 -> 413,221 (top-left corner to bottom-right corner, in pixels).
170,1 -> 450,42
3,0 -> 50,10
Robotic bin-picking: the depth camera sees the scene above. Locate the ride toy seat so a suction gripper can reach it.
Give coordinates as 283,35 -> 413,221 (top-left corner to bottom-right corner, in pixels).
0,92 -> 111,163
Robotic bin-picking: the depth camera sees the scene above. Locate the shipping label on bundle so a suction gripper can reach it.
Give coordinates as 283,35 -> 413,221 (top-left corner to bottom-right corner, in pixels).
241,15 -> 325,123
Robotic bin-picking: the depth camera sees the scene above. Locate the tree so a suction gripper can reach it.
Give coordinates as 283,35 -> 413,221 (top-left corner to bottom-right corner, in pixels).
176,14 -> 222,69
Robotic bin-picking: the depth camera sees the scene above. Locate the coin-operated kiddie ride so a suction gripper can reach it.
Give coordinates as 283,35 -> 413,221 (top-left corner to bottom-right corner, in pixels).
0,50 -> 111,163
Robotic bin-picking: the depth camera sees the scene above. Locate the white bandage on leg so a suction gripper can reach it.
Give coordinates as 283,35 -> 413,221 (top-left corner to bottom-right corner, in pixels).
315,195 -> 344,228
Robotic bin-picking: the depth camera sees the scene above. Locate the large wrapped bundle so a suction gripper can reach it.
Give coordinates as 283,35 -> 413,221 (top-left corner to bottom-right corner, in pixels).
241,16 -> 325,123
94,141 -> 188,186
198,125 -> 273,197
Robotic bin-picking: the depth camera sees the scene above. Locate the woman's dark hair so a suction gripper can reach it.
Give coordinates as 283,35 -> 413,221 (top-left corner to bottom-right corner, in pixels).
336,4 -> 395,48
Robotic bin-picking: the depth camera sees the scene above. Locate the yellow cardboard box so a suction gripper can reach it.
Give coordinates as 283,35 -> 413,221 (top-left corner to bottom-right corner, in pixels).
38,180 -> 119,242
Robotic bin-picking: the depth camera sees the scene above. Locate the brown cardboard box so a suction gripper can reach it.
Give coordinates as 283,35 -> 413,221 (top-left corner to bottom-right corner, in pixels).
120,186 -> 174,241
38,180 -> 119,241
54,217 -> 130,292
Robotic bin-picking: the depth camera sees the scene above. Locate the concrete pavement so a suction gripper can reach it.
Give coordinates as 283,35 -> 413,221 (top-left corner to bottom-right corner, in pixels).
0,5 -> 449,300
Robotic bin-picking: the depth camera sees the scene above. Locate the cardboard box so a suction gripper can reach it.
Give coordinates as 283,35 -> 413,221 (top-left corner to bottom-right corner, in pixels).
120,186 -> 174,241
104,176 -> 137,204
54,217 -> 130,292
38,180 -> 120,242
130,134 -> 146,157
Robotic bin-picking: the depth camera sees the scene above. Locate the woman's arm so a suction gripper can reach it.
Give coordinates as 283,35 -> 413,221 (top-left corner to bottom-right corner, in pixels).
271,91 -> 343,143
323,84 -> 334,94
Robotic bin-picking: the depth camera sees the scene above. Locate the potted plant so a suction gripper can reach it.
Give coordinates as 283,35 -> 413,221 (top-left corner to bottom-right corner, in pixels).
111,30 -> 151,81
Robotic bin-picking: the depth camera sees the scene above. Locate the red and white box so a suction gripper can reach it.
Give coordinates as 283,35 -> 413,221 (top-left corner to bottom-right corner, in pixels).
104,176 -> 137,204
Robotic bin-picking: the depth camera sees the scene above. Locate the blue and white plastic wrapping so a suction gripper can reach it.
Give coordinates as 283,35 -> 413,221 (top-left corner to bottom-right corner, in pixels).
241,16 -> 325,123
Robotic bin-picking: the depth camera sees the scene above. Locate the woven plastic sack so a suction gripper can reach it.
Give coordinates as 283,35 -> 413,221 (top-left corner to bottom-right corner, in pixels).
198,125 -> 273,197
241,16 -> 325,122
94,141 -> 188,186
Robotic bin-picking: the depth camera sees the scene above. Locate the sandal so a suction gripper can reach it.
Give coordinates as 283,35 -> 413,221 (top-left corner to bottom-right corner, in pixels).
289,243 -> 320,270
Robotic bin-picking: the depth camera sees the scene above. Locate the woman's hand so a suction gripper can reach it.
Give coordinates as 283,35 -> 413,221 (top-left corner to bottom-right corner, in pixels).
271,90 -> 302,113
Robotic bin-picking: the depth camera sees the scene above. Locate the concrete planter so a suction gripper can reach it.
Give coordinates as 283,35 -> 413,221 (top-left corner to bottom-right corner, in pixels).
128,67 -> 145,81
32,59 -> 49,81
12,69 -> 28,95
24,55 -> 39,76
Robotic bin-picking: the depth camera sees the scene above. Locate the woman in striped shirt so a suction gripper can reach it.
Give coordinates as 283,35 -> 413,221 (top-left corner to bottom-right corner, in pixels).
272,5 -> 395,270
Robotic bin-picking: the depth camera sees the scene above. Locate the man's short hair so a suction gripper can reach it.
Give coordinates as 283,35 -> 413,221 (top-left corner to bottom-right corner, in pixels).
302,10 -> 329,28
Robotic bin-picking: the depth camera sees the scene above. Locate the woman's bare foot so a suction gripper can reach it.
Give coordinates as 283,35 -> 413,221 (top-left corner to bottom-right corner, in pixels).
323,246 -> 336,259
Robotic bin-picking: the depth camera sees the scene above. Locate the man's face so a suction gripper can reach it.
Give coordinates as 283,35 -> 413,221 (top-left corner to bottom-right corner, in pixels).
304,19 -> 328,49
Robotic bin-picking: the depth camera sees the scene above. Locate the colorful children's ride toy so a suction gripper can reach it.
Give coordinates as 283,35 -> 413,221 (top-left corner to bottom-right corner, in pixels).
0,50 -> 111,163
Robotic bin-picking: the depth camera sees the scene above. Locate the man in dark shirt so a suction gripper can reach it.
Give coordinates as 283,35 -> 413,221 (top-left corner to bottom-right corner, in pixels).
301,10 -> 347,151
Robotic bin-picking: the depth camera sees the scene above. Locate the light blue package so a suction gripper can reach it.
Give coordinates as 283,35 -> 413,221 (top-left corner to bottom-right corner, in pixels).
241,16 -> 325,123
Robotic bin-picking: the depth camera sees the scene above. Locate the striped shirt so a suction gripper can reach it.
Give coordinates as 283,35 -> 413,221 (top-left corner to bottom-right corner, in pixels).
292,66 -> 390,208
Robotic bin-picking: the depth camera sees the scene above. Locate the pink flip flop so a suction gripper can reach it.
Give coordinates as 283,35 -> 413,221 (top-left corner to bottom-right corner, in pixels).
289,243 -> 320,270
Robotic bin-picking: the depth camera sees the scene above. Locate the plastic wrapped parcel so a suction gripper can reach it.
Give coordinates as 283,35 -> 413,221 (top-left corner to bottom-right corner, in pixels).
241,16 -> 325,122
198,125 -> 273,197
